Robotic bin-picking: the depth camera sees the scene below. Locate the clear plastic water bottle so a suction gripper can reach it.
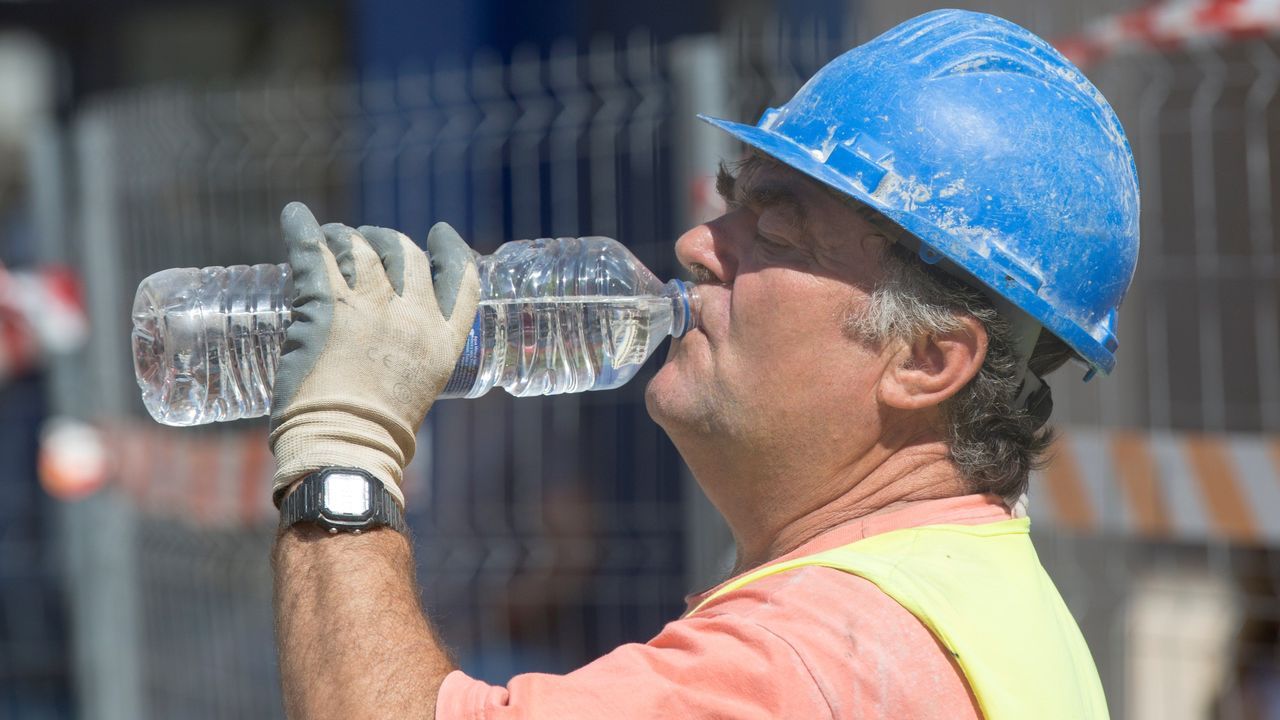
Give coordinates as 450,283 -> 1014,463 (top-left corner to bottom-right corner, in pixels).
132,236 -> 699,426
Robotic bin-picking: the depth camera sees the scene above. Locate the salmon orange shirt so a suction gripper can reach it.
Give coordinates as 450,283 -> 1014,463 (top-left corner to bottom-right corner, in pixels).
436,494 -> 1010,719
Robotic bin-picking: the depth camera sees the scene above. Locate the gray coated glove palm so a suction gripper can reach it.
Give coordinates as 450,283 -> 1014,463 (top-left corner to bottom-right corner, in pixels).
269,203 -> 480,506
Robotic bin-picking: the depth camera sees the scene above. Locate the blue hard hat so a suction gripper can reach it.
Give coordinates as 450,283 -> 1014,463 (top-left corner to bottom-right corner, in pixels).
702,9 -> 1140,375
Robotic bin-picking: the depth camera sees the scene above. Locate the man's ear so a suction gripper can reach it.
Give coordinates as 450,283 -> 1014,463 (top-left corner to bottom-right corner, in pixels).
878,316 -> 987,411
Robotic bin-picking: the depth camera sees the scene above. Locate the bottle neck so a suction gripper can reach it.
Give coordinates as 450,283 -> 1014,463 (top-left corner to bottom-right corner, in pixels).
664,279 -> 700,338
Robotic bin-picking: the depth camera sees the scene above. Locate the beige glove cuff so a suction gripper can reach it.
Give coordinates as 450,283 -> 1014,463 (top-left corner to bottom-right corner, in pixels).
269,403 -> 416,507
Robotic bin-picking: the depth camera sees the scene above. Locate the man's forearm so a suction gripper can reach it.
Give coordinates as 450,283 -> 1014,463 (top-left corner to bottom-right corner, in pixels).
272,526 -> 454,719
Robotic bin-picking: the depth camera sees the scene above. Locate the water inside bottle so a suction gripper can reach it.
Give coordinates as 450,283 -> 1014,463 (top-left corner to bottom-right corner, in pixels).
465,294 -> 676,398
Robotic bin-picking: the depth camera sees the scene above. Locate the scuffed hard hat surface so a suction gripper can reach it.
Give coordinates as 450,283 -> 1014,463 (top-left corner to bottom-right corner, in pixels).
702,9 -> 1140,374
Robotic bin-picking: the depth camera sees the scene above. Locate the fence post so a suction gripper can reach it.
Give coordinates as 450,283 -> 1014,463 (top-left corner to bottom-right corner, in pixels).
61,108 -> 146,720
670,35 -> 736,592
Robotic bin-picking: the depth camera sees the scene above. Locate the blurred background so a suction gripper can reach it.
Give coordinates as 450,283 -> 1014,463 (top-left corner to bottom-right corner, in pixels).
0,0 -> 1277,718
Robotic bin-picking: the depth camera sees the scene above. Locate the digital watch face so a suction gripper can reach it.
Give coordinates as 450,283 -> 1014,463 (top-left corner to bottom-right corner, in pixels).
322,472 -> 372,519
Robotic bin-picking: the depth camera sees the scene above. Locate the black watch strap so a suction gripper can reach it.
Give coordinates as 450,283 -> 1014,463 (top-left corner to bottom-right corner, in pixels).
278,467 -> 408,535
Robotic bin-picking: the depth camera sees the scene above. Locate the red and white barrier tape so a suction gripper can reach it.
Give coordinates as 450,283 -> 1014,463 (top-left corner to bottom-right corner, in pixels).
35,416 -> 1280,543
0,264 -> 87,382
44,419 -> 430,529
1056,0 -> 1280,68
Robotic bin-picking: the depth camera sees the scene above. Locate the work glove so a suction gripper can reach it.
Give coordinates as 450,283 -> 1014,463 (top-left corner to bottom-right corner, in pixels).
268,202 -> 479,506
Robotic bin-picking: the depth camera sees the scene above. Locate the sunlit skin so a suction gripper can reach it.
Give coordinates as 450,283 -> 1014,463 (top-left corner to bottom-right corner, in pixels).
645,157 -> 989,573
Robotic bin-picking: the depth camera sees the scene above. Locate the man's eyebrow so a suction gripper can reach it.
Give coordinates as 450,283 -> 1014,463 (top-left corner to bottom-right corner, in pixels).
716,158 -> 807,231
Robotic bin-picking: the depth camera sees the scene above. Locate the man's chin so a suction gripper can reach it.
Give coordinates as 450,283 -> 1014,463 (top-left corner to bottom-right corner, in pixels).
644,362 -> 691,429
645,362 -> 715,439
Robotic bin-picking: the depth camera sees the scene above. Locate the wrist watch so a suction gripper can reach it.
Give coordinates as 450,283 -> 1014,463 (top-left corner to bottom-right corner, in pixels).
278,467 -> 408,535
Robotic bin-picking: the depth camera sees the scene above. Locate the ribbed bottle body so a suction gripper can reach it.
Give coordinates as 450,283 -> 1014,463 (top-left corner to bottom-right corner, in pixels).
132,263 -> 290,426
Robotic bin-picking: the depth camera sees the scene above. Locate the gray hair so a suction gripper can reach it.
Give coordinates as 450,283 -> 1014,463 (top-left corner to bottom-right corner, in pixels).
847,234 -> 1072,500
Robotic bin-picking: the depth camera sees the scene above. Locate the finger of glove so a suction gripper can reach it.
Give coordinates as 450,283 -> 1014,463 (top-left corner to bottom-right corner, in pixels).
399,230 -> 435,308
282,203 -> 337,311
275,203 -> 343,417
448,260 -> 481,341
320,223 -> 361,290
423,222 -> 476,320
346,227 -> 393,294
357,225 -> 409,296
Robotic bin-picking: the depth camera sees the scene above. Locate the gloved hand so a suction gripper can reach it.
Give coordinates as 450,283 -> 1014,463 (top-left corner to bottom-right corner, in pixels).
269,202 -> 479,506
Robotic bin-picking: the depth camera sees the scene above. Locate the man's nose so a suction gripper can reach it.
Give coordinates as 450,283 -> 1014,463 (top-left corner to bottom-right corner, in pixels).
674,217 -> 739,285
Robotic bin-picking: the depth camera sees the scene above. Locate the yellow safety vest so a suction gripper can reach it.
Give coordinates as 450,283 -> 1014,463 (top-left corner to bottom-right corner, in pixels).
689,518 -> 1109,719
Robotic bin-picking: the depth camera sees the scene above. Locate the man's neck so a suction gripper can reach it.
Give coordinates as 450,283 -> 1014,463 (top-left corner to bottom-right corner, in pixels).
723,441 -> 970,574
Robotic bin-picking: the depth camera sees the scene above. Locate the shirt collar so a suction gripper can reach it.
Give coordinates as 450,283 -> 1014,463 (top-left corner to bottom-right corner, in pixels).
684,493 -> 1013,610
